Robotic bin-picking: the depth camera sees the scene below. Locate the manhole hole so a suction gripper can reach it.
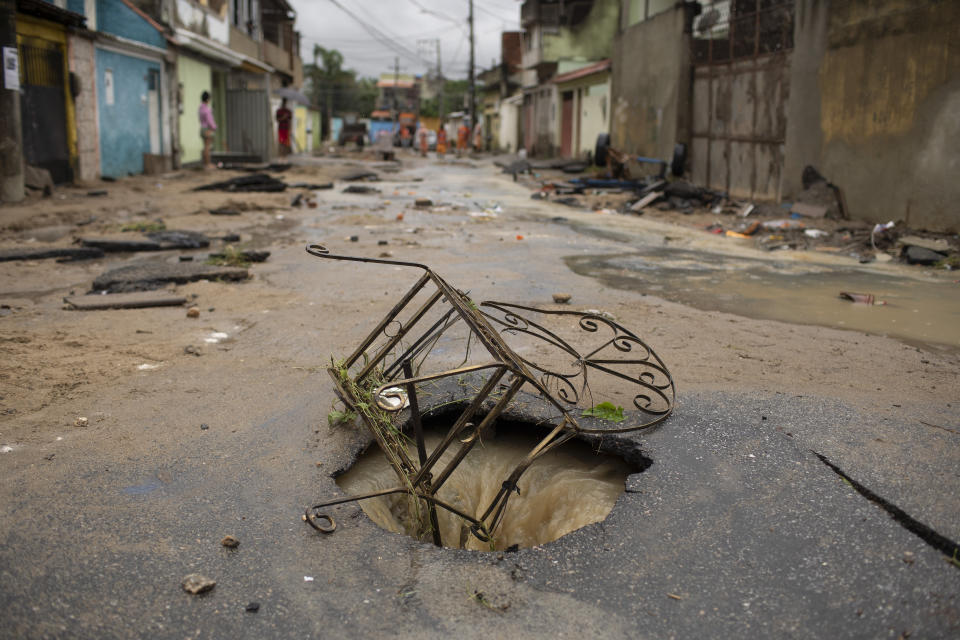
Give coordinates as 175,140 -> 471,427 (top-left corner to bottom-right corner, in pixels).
336,416 -> 645,550
302,246 -> 674,551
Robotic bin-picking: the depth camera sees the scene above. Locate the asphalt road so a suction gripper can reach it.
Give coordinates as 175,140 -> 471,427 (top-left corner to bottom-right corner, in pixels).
1,156 -> 957,638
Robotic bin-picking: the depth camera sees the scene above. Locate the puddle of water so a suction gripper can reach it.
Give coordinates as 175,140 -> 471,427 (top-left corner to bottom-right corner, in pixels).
122,480 -> 163,495
567,251 -> 960,349
336,424 -> 634,551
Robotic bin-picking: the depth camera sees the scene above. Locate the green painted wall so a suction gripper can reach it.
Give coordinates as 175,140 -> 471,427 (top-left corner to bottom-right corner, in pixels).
178,56 -> 213,165
542,0 -> 619,62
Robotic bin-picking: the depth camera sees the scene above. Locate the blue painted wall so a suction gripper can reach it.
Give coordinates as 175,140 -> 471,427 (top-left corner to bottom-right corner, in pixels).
96,48 -> 159,177
96,0 -> 166,49
66,0 -> 85,15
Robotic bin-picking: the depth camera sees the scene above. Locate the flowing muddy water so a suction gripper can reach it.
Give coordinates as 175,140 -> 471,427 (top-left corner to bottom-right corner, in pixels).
566,250 -> 960,350
337,427 -> 634,551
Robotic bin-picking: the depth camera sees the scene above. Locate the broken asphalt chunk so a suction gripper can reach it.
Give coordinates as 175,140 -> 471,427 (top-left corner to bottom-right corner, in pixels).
80,230 -> 210,252
181,574 -> 215,595
903,245 -> 947,265
64,291 -> 188,310
0,246 -> 104,262
343,185 -> 380,194
341,169 -> 379,182
92,262 -> 248,293
194,173 -> 286,193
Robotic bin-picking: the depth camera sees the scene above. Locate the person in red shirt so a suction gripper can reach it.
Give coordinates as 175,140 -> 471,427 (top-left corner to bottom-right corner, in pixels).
275,98 -> 292,156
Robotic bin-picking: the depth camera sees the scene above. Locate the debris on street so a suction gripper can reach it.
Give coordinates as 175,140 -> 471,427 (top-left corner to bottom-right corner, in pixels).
0,246 -> 105,262
194,173 -> 286,193
181,574 -> 216,595
91,262 -> 249,293
64,291 -> 188,311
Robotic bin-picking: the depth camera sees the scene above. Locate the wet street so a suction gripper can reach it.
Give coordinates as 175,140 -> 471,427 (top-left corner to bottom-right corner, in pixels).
0,155 -> 958,638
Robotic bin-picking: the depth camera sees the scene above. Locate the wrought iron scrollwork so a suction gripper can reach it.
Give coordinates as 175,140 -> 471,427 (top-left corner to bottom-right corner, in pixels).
303,247 -> 675,547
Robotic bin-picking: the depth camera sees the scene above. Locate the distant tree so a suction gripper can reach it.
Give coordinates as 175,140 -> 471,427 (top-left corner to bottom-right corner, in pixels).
304,48 -> 382,134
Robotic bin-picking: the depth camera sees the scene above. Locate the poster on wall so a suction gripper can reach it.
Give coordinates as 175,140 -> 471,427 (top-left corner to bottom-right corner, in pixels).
3,47 -> 19,92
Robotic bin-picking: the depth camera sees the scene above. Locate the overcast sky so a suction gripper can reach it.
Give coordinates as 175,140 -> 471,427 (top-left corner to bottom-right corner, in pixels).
288,0 -> 521,80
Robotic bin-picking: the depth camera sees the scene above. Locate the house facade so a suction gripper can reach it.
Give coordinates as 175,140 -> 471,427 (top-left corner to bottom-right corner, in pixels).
519,0 -> 618,156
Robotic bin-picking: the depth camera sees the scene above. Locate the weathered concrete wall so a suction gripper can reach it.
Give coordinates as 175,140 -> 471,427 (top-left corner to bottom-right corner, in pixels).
68,33 -> 100,183
785,0 -> 960,231
610,6 -> 690,160
542,0 -> 619,64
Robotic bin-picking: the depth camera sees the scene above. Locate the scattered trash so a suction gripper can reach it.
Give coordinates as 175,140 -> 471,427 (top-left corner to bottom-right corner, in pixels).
630,190 -> 663,212
187,306 -> 200,318
87,189 -> 108,197
208,207 -> 241,216
0,445 -> 13,453
761,219 -> 805,230
221,535 -> 239,548
377,240 -> 388,246
582,402 -> 626,423
552,293 -> 571,304
804,229 -> 829,238
349,235 -> 359,242
414,198 -> 433,208
839,292 -> 876,305
303,576 -> 314,582
205,332 -> 229,344
516,235 -> 524,241
395,213 -> 404,221
184,345 -> 202,357
137,363 -> 160,371
181,574 -> 216,595
74,417 -> 88,427
245,602 -> 260,613
739,203 -> 755,218
291,193 -> 304,207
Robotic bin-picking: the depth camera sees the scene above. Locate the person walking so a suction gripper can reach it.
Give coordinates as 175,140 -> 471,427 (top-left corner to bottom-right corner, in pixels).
416,123 -> 429,157
456,121 -> 469,157
275,98 -> 292,157
436,126 -> 447,158
198,91 -> 216,170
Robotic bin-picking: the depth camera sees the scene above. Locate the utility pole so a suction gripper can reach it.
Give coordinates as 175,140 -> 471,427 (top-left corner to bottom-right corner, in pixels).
0,0 -> 24,202
467,0 -> 475,133
393,56 -> 400,119
436,38 -> 444,125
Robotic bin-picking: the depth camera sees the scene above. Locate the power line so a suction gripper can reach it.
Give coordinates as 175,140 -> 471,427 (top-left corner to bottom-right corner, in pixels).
326,0 -> 432,66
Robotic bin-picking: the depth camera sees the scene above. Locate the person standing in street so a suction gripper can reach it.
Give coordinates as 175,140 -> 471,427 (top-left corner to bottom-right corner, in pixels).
198,91 -> 216,170
276,98 -> 292,157
436,126 -> 447,158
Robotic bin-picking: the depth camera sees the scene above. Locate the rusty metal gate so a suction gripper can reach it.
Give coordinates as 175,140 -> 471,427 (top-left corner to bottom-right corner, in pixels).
690,0 -> 794,200
225,73 -> 271,161
18,36 -> 72,184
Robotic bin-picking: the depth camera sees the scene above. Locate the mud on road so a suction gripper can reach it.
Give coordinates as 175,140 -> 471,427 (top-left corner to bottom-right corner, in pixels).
0,153 -> 958,638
